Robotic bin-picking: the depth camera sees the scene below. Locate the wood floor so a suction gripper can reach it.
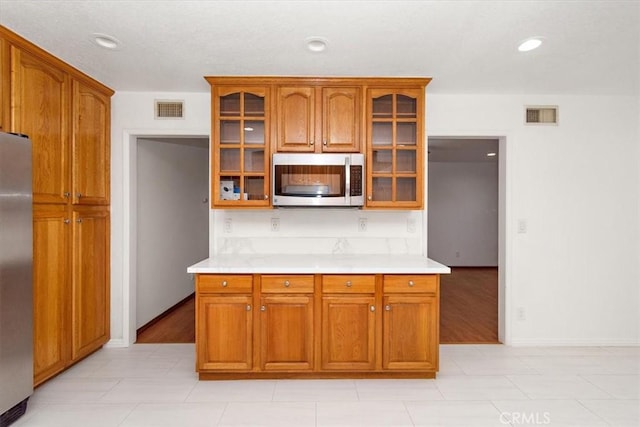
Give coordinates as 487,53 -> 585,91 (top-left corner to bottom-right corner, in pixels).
136,294 -> 195,343
440,267 -> 499,343
135,267 -> 498,344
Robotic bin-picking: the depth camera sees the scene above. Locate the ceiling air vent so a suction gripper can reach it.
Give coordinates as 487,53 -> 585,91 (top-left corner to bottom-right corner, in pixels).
525,106 -> 558,125
155,100 -> 184,119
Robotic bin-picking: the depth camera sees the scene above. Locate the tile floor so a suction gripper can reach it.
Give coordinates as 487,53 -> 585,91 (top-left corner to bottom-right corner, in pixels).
12,344 -> 639,426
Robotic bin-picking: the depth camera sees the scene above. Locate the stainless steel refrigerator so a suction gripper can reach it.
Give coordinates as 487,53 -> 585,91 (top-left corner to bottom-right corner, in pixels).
0,132 -> 33,426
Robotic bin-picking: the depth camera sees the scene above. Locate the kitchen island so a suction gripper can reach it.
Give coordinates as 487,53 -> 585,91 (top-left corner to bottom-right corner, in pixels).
188,255 -> 450,380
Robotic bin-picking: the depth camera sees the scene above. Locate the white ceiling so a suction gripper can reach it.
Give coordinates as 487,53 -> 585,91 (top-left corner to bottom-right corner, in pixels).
428,138 -> 499,162
1,0 -> 638,95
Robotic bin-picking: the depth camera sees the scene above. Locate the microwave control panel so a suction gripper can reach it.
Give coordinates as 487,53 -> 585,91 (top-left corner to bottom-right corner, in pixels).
350,165 -> 363,196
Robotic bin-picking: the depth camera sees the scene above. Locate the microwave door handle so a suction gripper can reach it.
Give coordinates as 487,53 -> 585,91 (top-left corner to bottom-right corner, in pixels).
345,156 -> 351,204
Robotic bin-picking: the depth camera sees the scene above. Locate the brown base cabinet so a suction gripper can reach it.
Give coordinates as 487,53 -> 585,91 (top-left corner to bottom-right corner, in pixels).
32,206 -> 110,385
196,273 -> 440,379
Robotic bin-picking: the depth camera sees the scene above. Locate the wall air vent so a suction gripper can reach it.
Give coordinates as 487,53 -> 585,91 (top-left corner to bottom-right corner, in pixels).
525,106 -> 558,125
155,100 -> 184,119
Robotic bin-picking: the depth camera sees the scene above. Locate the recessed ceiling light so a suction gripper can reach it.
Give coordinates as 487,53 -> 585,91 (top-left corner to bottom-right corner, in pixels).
305,37 -> 328,53
518,37 -> 543,52
487,152 -> 497,157
92,33 -> 120,50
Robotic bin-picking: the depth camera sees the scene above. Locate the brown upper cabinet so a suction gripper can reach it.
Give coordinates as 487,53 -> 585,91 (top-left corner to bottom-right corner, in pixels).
367,88 -> 426,209
4,31 -> 112,206
205,76 -> 430,209
276,86 -> 361,153
211,85 -> 271,208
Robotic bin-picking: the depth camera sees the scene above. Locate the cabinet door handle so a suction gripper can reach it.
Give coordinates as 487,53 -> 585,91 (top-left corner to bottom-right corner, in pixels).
323,139 -> 327,146
246,304 -> 251,311
264,194 -> 269,200
260,305 -> 266,312
370,305 -> 375,312
76,193 -> 83,198
385,305 -> 391,311
367,195 -> 372,201
76,218 -> 83,223
309,140 -> 314,146
283,280 -> 290,287
221,280 -> 228,287
345,281 -> 352,288
64,192 -> 70,198
63,219 -> 70,224
408,280 -> 415,287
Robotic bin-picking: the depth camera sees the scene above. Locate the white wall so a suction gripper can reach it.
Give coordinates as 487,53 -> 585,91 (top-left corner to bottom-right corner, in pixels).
429,93 -> 639,345
110,91 -> 210,345
136,138 -> 208,328
428,161 -> 498,266
109,90 -> 640,347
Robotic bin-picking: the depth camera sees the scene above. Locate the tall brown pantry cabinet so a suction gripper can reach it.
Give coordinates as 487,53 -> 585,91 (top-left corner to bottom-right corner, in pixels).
0,26 -> 113,386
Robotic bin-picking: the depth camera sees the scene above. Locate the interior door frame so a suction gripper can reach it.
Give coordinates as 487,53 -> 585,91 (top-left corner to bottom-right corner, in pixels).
425,134 -> 509,344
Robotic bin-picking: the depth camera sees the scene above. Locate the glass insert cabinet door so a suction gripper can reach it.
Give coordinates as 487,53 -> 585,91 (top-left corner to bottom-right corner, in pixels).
213,87 -> 270,206
367,89 -> 424,208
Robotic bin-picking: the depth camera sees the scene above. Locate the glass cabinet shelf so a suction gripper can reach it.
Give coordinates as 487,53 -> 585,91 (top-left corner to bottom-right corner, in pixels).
368,88 -> 423,208
214,87 -> 270,206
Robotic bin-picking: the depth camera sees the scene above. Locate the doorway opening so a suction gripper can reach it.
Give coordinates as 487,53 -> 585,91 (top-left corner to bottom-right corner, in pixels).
427,137 -> 504,343
122,133 -> 209,345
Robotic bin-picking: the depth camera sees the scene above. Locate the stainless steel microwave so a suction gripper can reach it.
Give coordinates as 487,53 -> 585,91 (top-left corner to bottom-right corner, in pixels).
272,153 -> 365,207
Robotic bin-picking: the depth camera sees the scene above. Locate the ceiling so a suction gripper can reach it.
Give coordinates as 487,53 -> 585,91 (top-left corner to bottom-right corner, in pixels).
428,138 -> 499,163
0,1 -> 638,95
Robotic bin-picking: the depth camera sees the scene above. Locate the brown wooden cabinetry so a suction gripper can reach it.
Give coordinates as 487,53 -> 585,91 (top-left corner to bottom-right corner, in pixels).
260,275 -> 314,371
196,272 -> 440,379
276,86 -> 360,153
0,37 -> 8,131
11,45 -> 71,204
32,205 -> 71,385
382,275 -> 439,371
321,275 -> 376,370
1,26 -> 113,386
71,207 -> 110,360
206,76 -> 430,209
211,85 -> 270,207
367,88 -> 425,209
72,80 -> 111,205
196,275 -> 254,371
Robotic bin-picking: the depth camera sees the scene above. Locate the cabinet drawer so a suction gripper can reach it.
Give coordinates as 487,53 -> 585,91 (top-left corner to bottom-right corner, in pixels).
383,275 -> 438,294
197,275 -> 253,293
261,275 -> 314,293
322,275 -> 375,293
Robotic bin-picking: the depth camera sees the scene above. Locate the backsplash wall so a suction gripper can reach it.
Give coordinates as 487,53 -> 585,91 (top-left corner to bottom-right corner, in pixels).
210,209 -> 424,255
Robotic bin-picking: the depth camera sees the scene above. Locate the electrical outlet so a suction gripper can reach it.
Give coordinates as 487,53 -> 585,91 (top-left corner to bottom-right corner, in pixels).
224,218 -> 232,233
518,219 -> 527,234
407,218 -> 416,233
517,307 -> 526,321
271,218 -> 280,232
358,217 -> 367,232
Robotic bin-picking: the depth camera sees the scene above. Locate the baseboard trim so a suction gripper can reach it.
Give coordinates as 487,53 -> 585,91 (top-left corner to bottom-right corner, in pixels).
136,293 -> 195,337
510,338 -> 640,347
105,339 -> 128,348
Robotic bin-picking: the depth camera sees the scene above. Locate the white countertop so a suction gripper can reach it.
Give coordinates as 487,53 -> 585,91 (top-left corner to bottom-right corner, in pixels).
187,254 -> 450,274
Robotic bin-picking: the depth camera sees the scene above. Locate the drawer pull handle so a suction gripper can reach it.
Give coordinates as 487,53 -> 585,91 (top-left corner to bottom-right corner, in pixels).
284,280 -> 290,287
370,305 -> 375,312
246,304 -> 251,311
221,280 -> 228,287
385,305 -> 391,311
345,281 -> 352,288
261,305 -> 266,312
408,280 -> 415,287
